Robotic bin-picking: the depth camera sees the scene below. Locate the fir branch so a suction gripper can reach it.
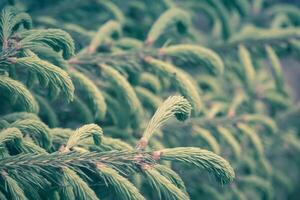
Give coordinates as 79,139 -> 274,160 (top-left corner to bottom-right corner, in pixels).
135,86 -> 162,112
0,173 -> 28,200
155,147 -> 235,184
101,136 -> 133,151
138,72 -> 162,94
142,167 -> 189,200
225,26 -> 300,49
11,56 -> 75,102
65,124 -> 103,151
61,167 -> 99,200
238,45 -> 256,93
153,164 -> 187,193
97,1 -> 125,24
192,126 -> 221,154
0,127 -> 23,145
0,7 -> 32,48
0,151 -> 154,173
69,96 -> 94,124
87,20 -> 121,53
0,75 -> 39,113
9,119 -> 51,150
34,95 -> 58,128
160,44 -> 224,75
146,8 -> 191,45
1,112 -> 40,123
19,29 -> 75,59
238,175 -> 274,200
96,165 -> 145,200
70,69 -> 106,120
100,64 -> 144,129
237,123 -> 264,158
265,45 -> 285,94
216,126 -> 241,158
137,95 -> 191,150
144,57 -> 202,115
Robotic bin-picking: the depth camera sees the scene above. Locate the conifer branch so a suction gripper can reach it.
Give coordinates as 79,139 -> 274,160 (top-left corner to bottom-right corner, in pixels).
11,56 -> 75,101
19,29 -> 75,59
137,95 -> 191,150
0,75 -> 39,113
154,147 -> 235,184
146,8 -> 191,45
144,57 -> 203,115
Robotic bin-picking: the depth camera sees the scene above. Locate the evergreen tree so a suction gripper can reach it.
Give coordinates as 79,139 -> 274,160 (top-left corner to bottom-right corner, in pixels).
0,0 -> 300,199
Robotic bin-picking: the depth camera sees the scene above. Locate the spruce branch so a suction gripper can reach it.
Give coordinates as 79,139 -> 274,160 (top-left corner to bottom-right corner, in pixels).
0,127 -> 22,145
192,126 -> 221,154
238,45 -> 256,93
265,45 -> 286,94
135,86 -> 162,112
144,57 -> 203,115
0,150 -> 154,173
217,26 -> 300,51
101,136 -> 133,151
34,94 -> 58,128
100,64 -> 144,129
146,8 -> 191,45
0,75 -> 39,113
19,29 -> 75,59
0,1 -> 299,199
61,167 -> 99,200
236,123 -> 264,158
96,1 -> 125,24
87,20 -> 121,53
153,164 -> 187,193
137,95 -> 191,150
0,6 -> 31,49
1,112 -> 40,123
138,72 -> 162,94
115,37 -> 143,50
96,165 -> 145,200
243,114 -> 277,135
216,126 -> 241,159
9,119 -> 51,150
154,147 -> 235,184
64,124 -> 103,151
238,175 -> 274,200
69,69 -> 106,120
0,173 -> 28,200
159,44 -> 224,75
142,167 -> 189,200
11,56 -> 75,101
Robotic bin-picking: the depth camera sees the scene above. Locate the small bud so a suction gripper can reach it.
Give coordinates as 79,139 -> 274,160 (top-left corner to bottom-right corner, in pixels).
68,58 -> 78,64
7,57 -> 17,63
1,171 -> 8,177
158,48 -> 165,56
101,156 -> 109,161
69,66 -> 75,72
134,153 -> 143,163
87,46 -> 96,54
143,56 -> 153,63
141,164 -> 152,170
145,37 -> 154,46
137,137 -> 148,150
96,162 -> 106,169
227,110 -> 235,118
59,145 -> 69,153
152,150 -> 162,161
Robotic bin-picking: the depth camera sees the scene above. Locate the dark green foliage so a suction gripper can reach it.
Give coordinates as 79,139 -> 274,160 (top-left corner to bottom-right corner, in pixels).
1,0 -> 300,200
